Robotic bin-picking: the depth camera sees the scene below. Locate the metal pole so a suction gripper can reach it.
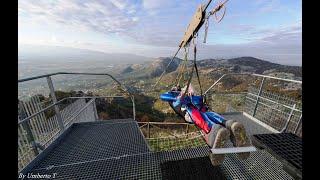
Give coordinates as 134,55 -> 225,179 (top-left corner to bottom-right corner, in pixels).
253,77 -> 265,117
148,123 -> 150,138
19,102 -> 39,156
92,98 -> 99,121
131,96 -> 136,120
186,124 -> 189,135
281,104 -> 296,133
294,114 -> 302,134
46,76 -> 65,131
21,121 -> 39,156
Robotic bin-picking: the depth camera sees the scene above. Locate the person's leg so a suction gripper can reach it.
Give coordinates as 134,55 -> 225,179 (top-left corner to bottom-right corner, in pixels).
185,105 -> 211,133
205,111 -> 226,126
205,111 -> 251,160
225,120 -> 251,160
185,107 -> 229,166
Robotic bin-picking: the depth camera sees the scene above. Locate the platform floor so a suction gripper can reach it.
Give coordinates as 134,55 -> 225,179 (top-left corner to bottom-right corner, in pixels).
21,114 -> 295,179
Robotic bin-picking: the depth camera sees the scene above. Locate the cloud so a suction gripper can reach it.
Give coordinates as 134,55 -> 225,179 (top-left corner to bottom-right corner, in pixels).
254,21 -> 302,45
18,0 -> 301,65
18,0 -> 140,34
142,0 -> 174,11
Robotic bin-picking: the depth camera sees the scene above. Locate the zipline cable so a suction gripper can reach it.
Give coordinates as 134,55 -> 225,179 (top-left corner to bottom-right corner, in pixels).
153,0 -> 216,90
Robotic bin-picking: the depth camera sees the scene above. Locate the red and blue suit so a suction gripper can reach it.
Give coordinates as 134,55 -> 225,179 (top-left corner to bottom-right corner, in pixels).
160,91 -> 226,134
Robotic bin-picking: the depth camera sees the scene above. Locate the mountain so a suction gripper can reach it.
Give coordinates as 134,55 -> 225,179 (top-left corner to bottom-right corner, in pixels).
197,57 -> 301,77
147,57 -> 181,77
120,57 -> 182,78
18,44 -> 152,78
121,56 -> 301,79
18,44 -> 151,64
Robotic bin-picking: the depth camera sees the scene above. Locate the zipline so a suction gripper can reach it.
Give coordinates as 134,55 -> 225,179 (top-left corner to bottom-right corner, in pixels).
156,0 -> 257,166
153,0 -> 229,90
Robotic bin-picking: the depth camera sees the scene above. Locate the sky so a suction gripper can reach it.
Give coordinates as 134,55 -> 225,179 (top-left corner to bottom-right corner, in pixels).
18,0 -> 302,65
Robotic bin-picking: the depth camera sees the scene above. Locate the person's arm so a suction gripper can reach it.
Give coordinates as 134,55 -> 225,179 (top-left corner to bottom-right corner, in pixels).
160,92 -> 177,102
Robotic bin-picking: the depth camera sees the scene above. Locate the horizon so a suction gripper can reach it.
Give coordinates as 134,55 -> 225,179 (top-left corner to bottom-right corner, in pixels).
19,0 -> 301,66
18,44 -> 301,66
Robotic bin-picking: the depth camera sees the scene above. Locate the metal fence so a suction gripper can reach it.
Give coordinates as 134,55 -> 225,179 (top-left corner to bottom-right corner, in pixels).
18,72 -> 302,171
138,122 -> 206,152
18,73 -> 136,172
245,86 -> 302,137
203,73 -> 302,137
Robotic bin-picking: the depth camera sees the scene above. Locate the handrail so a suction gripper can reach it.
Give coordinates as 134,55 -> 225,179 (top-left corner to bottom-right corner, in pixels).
18,96 -> 130,125
138,122 -> 191,125
18,72 -> 133,100
18,72 -> 136,120
64,98 -> 95,127
19,72 -> 117,83
247,92 -> 302,112
252,73 -> 302,84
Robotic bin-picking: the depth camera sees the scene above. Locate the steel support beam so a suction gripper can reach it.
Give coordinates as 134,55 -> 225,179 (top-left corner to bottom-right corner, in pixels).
253,77 -> 265,117
148,123 -> 150,138
19,102 -> 39,156
92,98 -> 99,121
211,146 -> 256,154
46,76 -> 65,131
132,96 -> 136,121
294,114 -> 302,134
281,104 -> 296,133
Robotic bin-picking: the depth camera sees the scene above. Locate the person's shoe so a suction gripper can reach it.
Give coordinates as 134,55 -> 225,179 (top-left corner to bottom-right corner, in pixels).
225,120 -> 251,160
203,124 -> 230,166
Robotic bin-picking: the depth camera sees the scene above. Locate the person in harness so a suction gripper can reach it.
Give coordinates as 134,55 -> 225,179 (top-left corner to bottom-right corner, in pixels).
160,84 -> 251,165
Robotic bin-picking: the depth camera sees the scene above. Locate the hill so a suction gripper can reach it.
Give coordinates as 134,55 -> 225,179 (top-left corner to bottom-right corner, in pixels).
121,56 -> 301,80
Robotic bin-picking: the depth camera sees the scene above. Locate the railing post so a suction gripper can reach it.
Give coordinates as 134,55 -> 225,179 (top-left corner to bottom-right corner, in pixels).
132,96 -> 136,121
92,98 -> 99,121
18,103 -> 39,156
252,77 -> 265,117
294,114 -> 302,134
281,104 -> 296,133
22,121 -> 39,156
148,123 -> 150,138
186,124 -> 189,134
46,76 -> 65,131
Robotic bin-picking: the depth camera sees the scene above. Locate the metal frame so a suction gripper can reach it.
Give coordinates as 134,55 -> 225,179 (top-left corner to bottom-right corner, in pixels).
18,96 -> 132,125
18,73 -> 136,172
211,146 -> 256,154
18,72 -> 135,120
203,73 -> 302,135
18,95 -> 134,167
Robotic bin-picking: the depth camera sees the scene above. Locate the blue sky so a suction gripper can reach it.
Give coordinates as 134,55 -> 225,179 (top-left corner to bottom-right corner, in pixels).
18,0 -> 301,65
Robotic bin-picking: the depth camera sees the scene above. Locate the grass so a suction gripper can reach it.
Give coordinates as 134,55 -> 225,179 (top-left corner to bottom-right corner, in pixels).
147,134 -> 207,152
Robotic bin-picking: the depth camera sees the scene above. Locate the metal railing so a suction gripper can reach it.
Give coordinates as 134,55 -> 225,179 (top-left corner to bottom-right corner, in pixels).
18,72 -> 135,120
204,73 -> 302,136
137,121 -> 206,152
18,95 -> 134,171
138,122 -> 197,138
18,71 -> 302,171
18,73 -> 136,172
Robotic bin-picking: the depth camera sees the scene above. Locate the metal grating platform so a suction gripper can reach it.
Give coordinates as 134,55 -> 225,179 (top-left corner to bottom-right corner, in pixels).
160,157 -> 226,180
158,146 -> 293,180
20,116 -> 295,179
252,133 -> 302,178
28,152 -> 162,179
31,119 -> 150,170
222,112 -> 272,135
